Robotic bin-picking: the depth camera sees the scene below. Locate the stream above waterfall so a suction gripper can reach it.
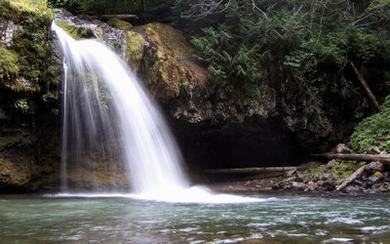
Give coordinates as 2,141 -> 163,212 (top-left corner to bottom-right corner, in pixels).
1,193 -> 389,243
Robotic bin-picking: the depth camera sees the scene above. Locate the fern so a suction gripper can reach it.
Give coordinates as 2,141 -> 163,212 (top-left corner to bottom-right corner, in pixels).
349,96 -> 390,153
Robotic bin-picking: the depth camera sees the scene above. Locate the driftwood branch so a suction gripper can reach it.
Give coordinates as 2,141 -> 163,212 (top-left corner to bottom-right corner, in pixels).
205,167 -> 297,174
312,153 -> 390,163
336,164 -> 366,191
350,61 -> 380,111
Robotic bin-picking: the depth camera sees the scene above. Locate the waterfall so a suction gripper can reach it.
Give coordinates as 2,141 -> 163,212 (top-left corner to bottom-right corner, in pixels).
53,21 -> 189,193
52,21 -> 258,203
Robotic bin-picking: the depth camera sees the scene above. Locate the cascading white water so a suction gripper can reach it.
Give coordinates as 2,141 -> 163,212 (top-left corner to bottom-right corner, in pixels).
52,21 -> 259,203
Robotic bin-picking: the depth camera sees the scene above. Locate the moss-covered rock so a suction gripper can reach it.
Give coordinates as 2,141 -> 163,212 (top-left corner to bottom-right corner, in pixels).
9,0 -> 53,17
0,47 -> 19,84
107,17 -> 133,31
56,20 -> 95,40
0,0 -> 60,97
132,23 -> 209,102
126,31 -> 144,72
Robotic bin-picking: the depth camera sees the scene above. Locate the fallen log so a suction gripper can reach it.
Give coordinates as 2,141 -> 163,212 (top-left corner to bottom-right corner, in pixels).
205,167 -> 297,174
336,164 -> 366,191
312,153 -> 390,163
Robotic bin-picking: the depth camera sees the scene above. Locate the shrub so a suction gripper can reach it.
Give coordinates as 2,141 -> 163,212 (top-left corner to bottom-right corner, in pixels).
349,96 -> 390,153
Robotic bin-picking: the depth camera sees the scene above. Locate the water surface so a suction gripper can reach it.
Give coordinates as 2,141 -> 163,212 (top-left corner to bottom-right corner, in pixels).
1,193 -> 389,243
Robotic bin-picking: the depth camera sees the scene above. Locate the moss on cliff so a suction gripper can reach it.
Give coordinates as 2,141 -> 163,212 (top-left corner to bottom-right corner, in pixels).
0,47 -> 20,84
0,0 -> 61,104
126,31 -> 144,72
10,0 -> 53,17
56,20 -> 94,40
133,23 -> 209,103
108,18 -> 132,31
0,0 -> 61,191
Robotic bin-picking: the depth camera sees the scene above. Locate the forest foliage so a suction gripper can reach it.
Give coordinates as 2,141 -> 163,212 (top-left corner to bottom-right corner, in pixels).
182,0 -> 389,149
187,0 -> 389,92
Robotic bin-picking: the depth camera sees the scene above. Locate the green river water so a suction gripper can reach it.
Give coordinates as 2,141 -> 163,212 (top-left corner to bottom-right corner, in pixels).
0,193 -> 389,243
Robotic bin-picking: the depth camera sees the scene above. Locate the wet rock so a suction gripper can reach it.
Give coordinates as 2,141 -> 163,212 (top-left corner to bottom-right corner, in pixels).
333,143 -> 353,154
366,161 -> 384,172
55,9 -> 127,54
66,157 -> 130,191
292,181 -> 306,189
0,158 -> 31,189
125,31 -> 145,72
368,171 -> 383,183
0,20 -> 20,47
345,185 -> 362,193
305,181 -> 317,191
369,146 -> 382,154
107,18 -> 133,31
325,159 -> 337,169
0,134 -> 33,190
380,182 -> 390,192
321,181 -> 336,191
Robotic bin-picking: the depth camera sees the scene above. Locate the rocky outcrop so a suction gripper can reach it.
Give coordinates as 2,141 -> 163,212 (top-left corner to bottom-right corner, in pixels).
125,31 -> 144,72
130,23 -> 211,111
209,160 -> 389,193
271,160 -> 390,193
0,132 -> 33,191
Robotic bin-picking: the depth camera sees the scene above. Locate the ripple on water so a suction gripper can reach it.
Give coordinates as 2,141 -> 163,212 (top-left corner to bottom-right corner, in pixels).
1,194 -> 390,243
360,225 -> 390,234
322,237 -> 354,243
325,217 -> 364,225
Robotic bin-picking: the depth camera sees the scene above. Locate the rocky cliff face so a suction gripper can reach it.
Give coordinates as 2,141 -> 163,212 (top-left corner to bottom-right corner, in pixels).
0,0 -> 60,191
123,20 -> 302,170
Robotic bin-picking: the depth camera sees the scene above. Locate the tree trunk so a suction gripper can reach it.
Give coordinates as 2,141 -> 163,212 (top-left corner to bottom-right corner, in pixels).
350,61 -> 380,111
336,164 -> 366,191
312,153 -> 390,163
205,167 -> 297,174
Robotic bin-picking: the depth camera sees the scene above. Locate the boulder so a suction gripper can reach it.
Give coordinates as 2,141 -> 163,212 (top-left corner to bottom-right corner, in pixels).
132,23 -> 210,102
366,161 -> 384,172
125,31 -> 145,73
0,158 -> 31,189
